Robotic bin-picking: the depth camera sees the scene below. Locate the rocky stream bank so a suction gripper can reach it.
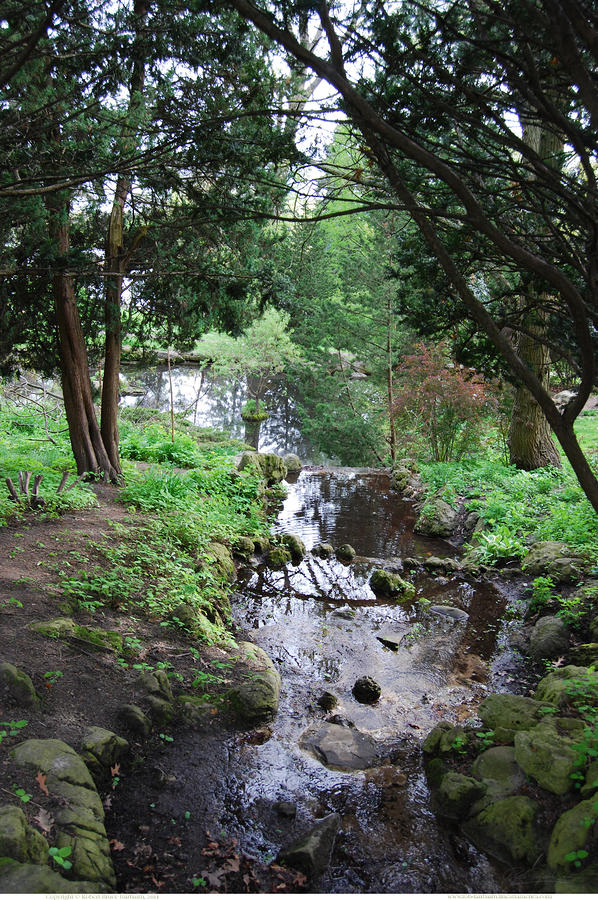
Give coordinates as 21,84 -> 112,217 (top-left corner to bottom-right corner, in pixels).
1,452 -> 597,893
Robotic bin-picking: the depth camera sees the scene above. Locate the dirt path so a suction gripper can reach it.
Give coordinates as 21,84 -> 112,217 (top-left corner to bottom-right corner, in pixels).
0,487 -> 304,893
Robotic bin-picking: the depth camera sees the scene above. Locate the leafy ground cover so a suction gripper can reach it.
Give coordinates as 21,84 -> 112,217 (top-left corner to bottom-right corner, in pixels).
417,411 -> 598,565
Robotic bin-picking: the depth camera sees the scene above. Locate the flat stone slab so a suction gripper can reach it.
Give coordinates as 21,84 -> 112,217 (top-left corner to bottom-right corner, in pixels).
300,723 -> 378,771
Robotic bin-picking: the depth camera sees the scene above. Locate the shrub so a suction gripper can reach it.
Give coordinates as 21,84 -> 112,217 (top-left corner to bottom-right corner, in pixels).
392,342 -> 493,462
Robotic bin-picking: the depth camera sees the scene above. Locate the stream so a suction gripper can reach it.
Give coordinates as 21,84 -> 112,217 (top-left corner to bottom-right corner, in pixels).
219,467 -> 520,892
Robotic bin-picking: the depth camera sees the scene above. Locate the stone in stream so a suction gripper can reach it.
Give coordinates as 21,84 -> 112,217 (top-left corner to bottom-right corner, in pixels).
352,676 -> 381,703
300,723 -> 378,770
312,542 -> 334,559
335,543 -> 356,562
278,812 -> 341,877
283,453 -> 302,473
429,605 -> 469,623
369,569 -> 415,600
316,691 -> 338,711
377,633 -> 402,651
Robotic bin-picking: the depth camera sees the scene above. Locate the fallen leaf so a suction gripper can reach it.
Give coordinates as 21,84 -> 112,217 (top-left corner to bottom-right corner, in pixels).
167,836 -> 181,847
150,875 -> 164,888
110,763 -> 120,777
109,839 -> 125,851
33,809 -> 53,833
35,772 -> 49,796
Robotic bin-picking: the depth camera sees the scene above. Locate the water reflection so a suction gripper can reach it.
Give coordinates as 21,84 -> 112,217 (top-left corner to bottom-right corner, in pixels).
121,365 -> 326,461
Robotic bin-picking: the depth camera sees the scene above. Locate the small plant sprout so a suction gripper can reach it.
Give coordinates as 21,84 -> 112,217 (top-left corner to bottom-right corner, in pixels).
159,733 -> 174,743
12,784 -> 32,803
49,846 -> 73,870
564,849 -> 589,869
43,670 -> 63,685
0,720 -> 27,744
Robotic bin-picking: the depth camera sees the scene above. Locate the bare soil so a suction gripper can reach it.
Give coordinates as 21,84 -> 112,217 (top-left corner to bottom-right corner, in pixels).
0,486 -> 306,893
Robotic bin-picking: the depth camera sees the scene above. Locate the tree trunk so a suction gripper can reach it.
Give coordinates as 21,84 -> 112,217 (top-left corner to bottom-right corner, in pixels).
508,311 -> 561,469
46,192 -> 119,481
508,119 -> 562,470
99,0 -> 148,473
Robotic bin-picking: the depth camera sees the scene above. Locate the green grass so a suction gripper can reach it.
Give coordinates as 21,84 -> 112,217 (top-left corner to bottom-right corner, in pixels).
1,399 -> 268,643
419,413 -> 598,564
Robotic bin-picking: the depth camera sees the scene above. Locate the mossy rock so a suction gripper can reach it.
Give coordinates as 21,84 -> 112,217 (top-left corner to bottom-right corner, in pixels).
178,695 -> 218,727
547,797 -> 598,872
534,665 -> 598,709
232,536 -> 256,558
422,721 -> 469,757
529,616 -> 570,661
436,772 -> 486,820
471,746 -> 527,801
569,643 -> 598,667
369,569 -> 415,601
117,704 -> 151,737
283,453 -> 302,473
391,465 -> 411,492
414,498 -> 458,538
281,533 -> 306,563
79,727 -> 129,783
11,739 -> 115,887
462,795 -> 543,866
136,669 -> 174,702
253,536 -> 271,554
513,720 -> 582,795
312,543 -> 334,559
205,541 -> 236,583
228,642 -> 281,724
267,546 -> 292,569
478,693 -> 543,743
0,859 -> 104,893
29,618 -> 122,653
238,451 -> 287,484
0,663 -> 39,708
522,541 -> 589,582
0,806 -> 48,864
336,544 -> 356,562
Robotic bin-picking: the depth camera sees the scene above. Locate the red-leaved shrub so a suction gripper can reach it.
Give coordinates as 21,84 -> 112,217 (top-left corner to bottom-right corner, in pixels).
392,342 -> 493,461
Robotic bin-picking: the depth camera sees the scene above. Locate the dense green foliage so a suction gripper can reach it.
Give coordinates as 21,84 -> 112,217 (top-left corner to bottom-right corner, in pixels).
419,413 -> 598,564
0,394 -> 268,642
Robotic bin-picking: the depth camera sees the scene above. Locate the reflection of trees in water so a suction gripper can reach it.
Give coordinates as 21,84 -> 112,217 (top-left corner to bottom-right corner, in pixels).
123,366 -> 323,460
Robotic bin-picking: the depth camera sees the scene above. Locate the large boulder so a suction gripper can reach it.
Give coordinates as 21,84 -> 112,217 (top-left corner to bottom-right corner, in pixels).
228,642 -> 281,724
0,663 -> 39,708
278,813 -> 341,877
528,616 -> 570,661
478,693 -> 543,744
414,498 -> 458,538
522,541 -> 588,582
461,796 -> 543,866
238,451 -> 287,484
513,720 -> 581,795
300,722 -> 378,771
11,739 -> 115,887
